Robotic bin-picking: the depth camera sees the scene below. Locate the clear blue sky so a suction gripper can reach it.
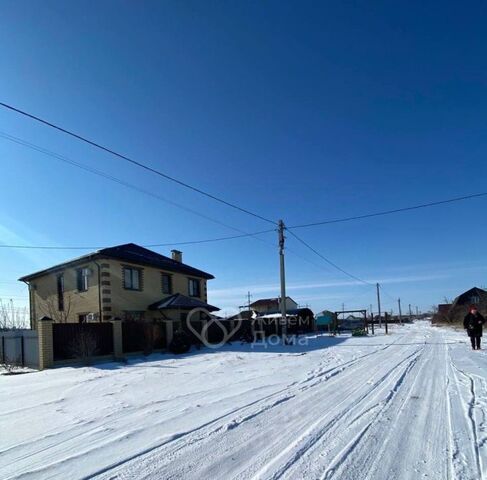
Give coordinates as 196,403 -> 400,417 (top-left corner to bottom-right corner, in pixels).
1,1 -> 486,316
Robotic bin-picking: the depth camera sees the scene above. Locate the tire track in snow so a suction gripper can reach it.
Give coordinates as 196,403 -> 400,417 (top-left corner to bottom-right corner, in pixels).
316,346 -> 425,480
89,337 -> 408,479
449,350 -> 485,479
104,340 -> 421,480
254,348 -> 423,480
291,327 -> 449,480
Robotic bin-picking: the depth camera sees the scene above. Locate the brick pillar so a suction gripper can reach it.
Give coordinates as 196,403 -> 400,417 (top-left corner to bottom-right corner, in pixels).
37,316 -> 53,370
111,319 -> 123,358
165,320 -> 174,348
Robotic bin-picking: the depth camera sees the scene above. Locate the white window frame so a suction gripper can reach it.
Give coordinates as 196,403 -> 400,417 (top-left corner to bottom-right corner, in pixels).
124,267 -> 141,291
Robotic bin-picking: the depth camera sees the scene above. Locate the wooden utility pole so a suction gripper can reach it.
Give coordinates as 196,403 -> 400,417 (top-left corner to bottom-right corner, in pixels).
398,298 -> 403,324
409,303 -> 413,320
278,220 -> 287,339
376,283 -> 382,328
369,304 -> 374,334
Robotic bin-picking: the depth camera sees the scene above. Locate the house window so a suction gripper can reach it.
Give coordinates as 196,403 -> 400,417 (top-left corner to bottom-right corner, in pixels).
57,274 -> 64,311
161,273 -> 172,294
123,267 -> 141,290
471,295 -> 480,304
77,268 -> 89,292
188,278 -> 200,297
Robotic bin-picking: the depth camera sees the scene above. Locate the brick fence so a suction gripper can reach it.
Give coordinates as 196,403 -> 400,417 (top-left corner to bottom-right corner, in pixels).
35,317 -> 176,370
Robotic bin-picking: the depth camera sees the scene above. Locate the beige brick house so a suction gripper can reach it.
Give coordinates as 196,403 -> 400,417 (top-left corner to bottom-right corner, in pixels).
19,243 -> 218,329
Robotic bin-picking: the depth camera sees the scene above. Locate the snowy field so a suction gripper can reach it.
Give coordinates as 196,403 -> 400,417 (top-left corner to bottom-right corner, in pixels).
1,321 -> 486,480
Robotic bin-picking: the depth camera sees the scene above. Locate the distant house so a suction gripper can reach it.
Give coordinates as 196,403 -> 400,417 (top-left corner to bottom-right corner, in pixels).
437,304 -> 452,316
19,243 -> 218,329
315,310 -> 334,330
432,303 -> 453,324
451,287 -> 487,310
434,287 -> 487,323
249,297 -> 298,315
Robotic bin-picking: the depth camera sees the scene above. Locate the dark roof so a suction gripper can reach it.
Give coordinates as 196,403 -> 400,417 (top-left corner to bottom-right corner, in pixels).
227,310 -> 254,321
19,243 -> 214,281
452,287 -> 487,308
148,293 -> 219,312
249,296 -> 296,308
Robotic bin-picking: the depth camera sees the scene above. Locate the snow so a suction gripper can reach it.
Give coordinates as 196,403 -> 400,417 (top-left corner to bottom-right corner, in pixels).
1,321 -> 486,479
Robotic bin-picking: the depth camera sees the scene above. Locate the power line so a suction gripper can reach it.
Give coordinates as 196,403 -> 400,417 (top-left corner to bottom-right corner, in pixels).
288,192 -> 487,229
0,230 -> 275,250
3,127 -> 487,256
286,229 -> 374,286
0,131 -> 265,235
0,101 -> 277,226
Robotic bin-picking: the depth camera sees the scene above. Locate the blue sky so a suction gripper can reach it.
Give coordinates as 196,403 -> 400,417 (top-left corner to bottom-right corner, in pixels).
1,1 -> 486,316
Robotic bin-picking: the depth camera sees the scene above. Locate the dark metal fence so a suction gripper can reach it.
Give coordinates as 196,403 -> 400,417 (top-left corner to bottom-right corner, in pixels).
52,323 -> 113,361
122,321 -> 166,353
181,319 -> 203,345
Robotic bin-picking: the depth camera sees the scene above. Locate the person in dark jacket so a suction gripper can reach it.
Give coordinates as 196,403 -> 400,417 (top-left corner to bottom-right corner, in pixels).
463,306 -> 485,350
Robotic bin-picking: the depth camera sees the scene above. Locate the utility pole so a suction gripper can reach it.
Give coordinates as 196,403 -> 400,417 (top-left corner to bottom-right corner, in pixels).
376,283 -> 382,328
398,298 -> 402,324
247,291 -> 252,313
416,306 -> 419,317
278,220 -> 287,339
369,304 -> 374,334
409,303 -> 412,320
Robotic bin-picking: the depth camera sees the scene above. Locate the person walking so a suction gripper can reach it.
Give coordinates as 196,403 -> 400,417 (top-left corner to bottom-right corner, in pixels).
463,305 -> 485,350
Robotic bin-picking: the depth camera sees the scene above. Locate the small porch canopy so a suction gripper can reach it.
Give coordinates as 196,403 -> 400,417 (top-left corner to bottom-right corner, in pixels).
148,293 -> 220,312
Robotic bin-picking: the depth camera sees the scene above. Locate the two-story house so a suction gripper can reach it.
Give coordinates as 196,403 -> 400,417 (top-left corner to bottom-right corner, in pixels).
19,243 -> 218,329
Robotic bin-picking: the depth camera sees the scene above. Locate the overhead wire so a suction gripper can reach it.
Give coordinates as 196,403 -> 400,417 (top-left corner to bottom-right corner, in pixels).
286,228 -> 375,286
0,101 -> 277,225
288,192 -> 487,229
0,131 -> 275,240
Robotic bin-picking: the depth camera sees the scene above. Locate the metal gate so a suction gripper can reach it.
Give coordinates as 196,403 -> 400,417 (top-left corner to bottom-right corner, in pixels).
52,323 -> 113,361
122,321 -> 166,353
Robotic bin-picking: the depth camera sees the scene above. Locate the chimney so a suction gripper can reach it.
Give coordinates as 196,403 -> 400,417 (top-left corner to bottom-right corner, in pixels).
171,249 -> 182,263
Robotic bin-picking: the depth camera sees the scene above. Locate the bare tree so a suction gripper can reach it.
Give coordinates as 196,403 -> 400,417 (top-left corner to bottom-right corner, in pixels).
69,330 -> 98,365
40,293 -> 76,323
0,300 -> 29,330
0,358 -> 22,374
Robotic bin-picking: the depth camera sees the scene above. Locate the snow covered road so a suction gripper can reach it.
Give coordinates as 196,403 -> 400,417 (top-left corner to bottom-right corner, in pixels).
1,321 -> 486,479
